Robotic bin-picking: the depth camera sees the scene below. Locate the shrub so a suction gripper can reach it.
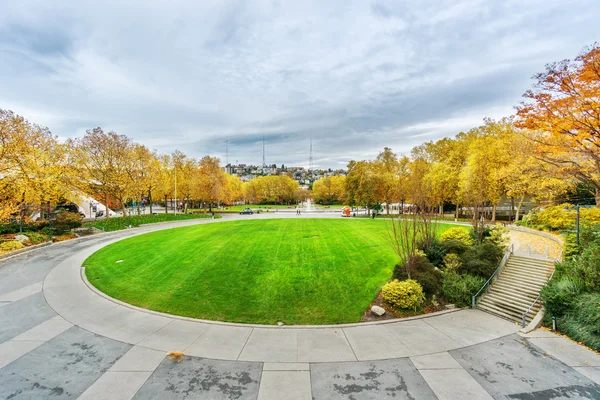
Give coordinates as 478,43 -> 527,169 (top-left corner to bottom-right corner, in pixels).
460,242 -> 504,278
53,212 -> 83,234
381,279 -> 425,309
566,243 -> 600,291
520,204 -> 600,232
486,224 -> 509,247
422,240 -> 446,268
22,231 -> 48,244
541,276 -> 584,317
441,227 -> 474,246
442,272 -> 486,308
393,255 -> 442,298
443,253 -> 462,271
558,293 -> 600,351
0,241 -> 25,253
440,239 -> 469,256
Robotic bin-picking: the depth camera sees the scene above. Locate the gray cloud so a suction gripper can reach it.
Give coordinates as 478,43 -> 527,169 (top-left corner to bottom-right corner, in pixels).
0,0 -> 598,168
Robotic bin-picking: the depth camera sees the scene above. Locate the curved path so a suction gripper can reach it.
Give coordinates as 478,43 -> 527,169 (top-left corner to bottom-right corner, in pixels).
1,213 -> 599,399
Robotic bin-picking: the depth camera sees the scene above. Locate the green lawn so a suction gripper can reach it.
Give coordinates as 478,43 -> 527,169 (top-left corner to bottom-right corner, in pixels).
84,219 -> 462,325
84,213 -> 218,232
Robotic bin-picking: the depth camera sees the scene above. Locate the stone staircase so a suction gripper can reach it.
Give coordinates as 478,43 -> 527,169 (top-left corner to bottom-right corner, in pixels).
477,255 -> 555,325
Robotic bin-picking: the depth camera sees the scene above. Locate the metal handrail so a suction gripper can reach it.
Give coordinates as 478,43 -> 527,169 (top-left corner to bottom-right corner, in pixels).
471,244 -> 513,309
521,263 -> 558,328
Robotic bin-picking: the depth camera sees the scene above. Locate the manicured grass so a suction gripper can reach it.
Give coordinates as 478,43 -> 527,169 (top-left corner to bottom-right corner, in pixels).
84,219 -> 462,325
84,213 -> 218,232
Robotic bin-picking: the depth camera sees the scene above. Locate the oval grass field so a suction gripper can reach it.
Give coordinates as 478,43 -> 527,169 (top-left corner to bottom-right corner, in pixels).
84,218 -> 460,325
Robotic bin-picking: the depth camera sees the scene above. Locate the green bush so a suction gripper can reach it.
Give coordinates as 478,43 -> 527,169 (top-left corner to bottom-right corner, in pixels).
440,239 -> 469,256
443,253 -> 462,271
53,212 -> 83,234
393,255 -> 442,298
0,241 -> 25,252
84,213 -> 216,232
442,272 -> 486,308
422,240 -> 446,268
558,293 -> 600,351
460,242 -> 504,278
381,279 -> 425,309
22,231 -> 49,244
441,228 -> 474,246
541,276 -> 584,317
565,244 -> 600,291
486,224 -> 509,247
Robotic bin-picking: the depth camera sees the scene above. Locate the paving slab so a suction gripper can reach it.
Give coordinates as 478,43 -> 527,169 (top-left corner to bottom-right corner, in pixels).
0,326 -> 131,400
0,281 -> 43,302
239,328 -> 298,362
528,337 -> 600,367
424,309 -> 519,347
451,334 -> 600,399
263,363 -> 310,371
133,356 -> 262,399
410,352 -> 463,370
297,328 -> 356,362
137,319 -> 210,351
186,324 -> 253,360
420,368 -> 493,399
311,358 -> 436,399
258,371 -> 311,400
386,319 -> 461,354
342,325 -> 411,361
574,367 -> 600,385
11,315 -> 73,342
0,291 -> 56,344
0,339 -> 45,369
77,371 -> 153,400
109,346 -> 167,372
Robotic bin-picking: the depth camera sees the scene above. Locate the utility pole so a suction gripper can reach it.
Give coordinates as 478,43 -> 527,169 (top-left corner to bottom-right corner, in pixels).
309,137 -> 313,171
262,135 -> 266,167
225,139 -> 229,166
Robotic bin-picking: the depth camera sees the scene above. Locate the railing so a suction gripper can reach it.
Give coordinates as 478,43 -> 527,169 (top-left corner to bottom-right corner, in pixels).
471,244 -> 513,309
520,258 -> 559,328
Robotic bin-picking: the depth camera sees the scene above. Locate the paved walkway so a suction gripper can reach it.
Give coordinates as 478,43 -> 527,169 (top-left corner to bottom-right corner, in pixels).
1,214 -> 599,399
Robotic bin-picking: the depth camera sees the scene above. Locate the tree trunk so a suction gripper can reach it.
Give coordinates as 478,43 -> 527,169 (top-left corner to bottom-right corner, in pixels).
510,197 -> 515,222
492,204 -> 497,222
164,195 -> 168,213
105,193 -> 110,218
137,196 -> 141,215
439,204 -> 443,217
516,196 -> 525,222
596,186 -> 600,207
455,203 -> 459,220
149,190 -> 153,214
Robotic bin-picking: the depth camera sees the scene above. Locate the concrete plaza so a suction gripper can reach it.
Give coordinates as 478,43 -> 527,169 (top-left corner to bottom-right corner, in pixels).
1,214 -> 599,399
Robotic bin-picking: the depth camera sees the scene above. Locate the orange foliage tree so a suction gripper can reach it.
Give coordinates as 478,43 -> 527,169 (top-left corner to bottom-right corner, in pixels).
516,44 -> 600,205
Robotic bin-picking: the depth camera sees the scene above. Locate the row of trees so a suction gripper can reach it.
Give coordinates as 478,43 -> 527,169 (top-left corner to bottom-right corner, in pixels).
318,43 -> 599,218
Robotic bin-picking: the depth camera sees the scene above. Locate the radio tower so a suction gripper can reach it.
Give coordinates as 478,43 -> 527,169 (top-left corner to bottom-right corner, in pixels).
309,138 -> 313,171
262,135 -> 266,167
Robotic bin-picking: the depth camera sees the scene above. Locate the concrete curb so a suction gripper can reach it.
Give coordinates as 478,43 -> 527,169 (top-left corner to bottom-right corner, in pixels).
81,266 -> 461,329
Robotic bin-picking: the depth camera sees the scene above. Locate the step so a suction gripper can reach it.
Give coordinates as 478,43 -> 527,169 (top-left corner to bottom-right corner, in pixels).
480,294 -> 540,315
498,269 -> 548,282
511,255 -> 556,264
488,286 -> 539,303
507,259 -> 555,269
499,271 -> 549,284
501,268 -> 550,280
477,303 -> 532,323
505,263 -> 554,274
482,292 -> 538,309
494,275 -> 546,288
505,261 -> 554,271
493,281 -> 544,295
478,300 -> 536,321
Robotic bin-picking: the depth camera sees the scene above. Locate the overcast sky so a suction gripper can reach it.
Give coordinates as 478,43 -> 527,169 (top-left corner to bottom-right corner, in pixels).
1,1 -> 598,169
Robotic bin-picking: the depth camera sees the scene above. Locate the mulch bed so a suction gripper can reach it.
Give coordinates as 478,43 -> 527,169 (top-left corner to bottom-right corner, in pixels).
360,290 -> 451,322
